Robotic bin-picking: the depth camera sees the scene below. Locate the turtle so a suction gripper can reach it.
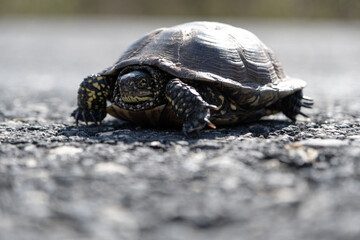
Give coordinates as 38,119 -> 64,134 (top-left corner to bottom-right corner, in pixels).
72,21 -> 313,136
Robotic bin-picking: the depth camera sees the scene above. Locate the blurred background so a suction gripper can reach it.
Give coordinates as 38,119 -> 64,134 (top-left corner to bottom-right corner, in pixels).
0,0 -> 360,19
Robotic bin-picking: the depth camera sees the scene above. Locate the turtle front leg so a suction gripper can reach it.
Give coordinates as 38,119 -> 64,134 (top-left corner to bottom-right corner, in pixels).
165,79 -> 217,136
71,74 -> 115,125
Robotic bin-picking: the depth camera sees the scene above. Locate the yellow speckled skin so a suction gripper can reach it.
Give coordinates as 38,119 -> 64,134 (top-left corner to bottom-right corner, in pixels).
77,75 -> 113,110
72,74 -> 115,124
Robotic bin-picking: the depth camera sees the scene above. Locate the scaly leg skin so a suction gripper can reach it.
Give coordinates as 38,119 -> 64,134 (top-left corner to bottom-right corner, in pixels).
165,78 -> 217,137
71,74 -> 115,125
271,90 -> 314,121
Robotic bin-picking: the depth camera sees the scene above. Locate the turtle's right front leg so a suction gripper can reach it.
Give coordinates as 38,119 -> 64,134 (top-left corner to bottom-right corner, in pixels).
165,78 -> 217,136
71,74 -> 115,125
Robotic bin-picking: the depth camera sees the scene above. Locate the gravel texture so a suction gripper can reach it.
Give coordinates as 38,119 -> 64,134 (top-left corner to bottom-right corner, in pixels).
1,18 -> 360,240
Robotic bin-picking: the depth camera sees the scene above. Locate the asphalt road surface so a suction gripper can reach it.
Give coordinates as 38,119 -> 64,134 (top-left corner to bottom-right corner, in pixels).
1,17 -> 360,240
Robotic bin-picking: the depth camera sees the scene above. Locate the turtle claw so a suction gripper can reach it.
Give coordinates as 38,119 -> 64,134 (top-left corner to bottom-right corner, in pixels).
205,103 -> 218,110
204,118 -> 216,129
300,102 -> 313,109
71,107 -> 106,126
182,110 -> 216,137
74,110 -> 80,126
90,112 -> 98,125
81,111 -> 88,126
298,95 -> 314,109
99,111 -> 104,124
302,95 -> 314,103
299,111 -> 309,118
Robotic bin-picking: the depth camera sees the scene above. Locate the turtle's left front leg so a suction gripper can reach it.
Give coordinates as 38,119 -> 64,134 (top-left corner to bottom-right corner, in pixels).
165,78 -> 217,136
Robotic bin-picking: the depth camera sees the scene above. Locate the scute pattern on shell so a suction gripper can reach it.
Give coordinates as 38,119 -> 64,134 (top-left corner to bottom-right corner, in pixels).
102,21 -> 306,108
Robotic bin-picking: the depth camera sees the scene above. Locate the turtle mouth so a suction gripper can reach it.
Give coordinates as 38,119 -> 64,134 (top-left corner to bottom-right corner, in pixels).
121,91 -> 153,104
114,91 -> 158,111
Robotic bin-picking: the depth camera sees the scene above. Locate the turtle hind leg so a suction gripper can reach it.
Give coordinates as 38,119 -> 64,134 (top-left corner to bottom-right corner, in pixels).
273,90 -> 314,121
284,90 -> 313,121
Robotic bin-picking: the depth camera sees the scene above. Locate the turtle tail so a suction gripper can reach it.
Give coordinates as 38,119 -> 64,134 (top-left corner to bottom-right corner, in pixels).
269,90 -> 313,121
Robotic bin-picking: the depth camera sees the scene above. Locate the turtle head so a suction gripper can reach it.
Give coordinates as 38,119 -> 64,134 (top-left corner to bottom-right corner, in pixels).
118,70 -> 153,103
114,66 -> 166,110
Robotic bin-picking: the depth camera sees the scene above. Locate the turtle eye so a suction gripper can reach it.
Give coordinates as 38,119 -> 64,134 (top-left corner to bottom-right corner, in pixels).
138,78 -> 148,88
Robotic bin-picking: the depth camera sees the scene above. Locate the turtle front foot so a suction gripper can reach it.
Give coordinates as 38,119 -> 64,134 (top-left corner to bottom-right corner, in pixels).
71,107 -> 107,126
165,78 -> 217,137
182,105 -> 217,137
72,74 -> 114,126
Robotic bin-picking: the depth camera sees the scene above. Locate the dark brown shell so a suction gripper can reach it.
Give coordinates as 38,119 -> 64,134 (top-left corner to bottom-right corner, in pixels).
102,21 -> 306,109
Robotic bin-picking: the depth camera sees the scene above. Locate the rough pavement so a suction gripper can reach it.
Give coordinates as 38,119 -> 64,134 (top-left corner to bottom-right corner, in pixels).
1,18 -> 360,240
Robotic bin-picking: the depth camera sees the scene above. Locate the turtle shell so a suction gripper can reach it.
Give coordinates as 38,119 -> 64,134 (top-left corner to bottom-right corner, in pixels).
102,21 -> 306,113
